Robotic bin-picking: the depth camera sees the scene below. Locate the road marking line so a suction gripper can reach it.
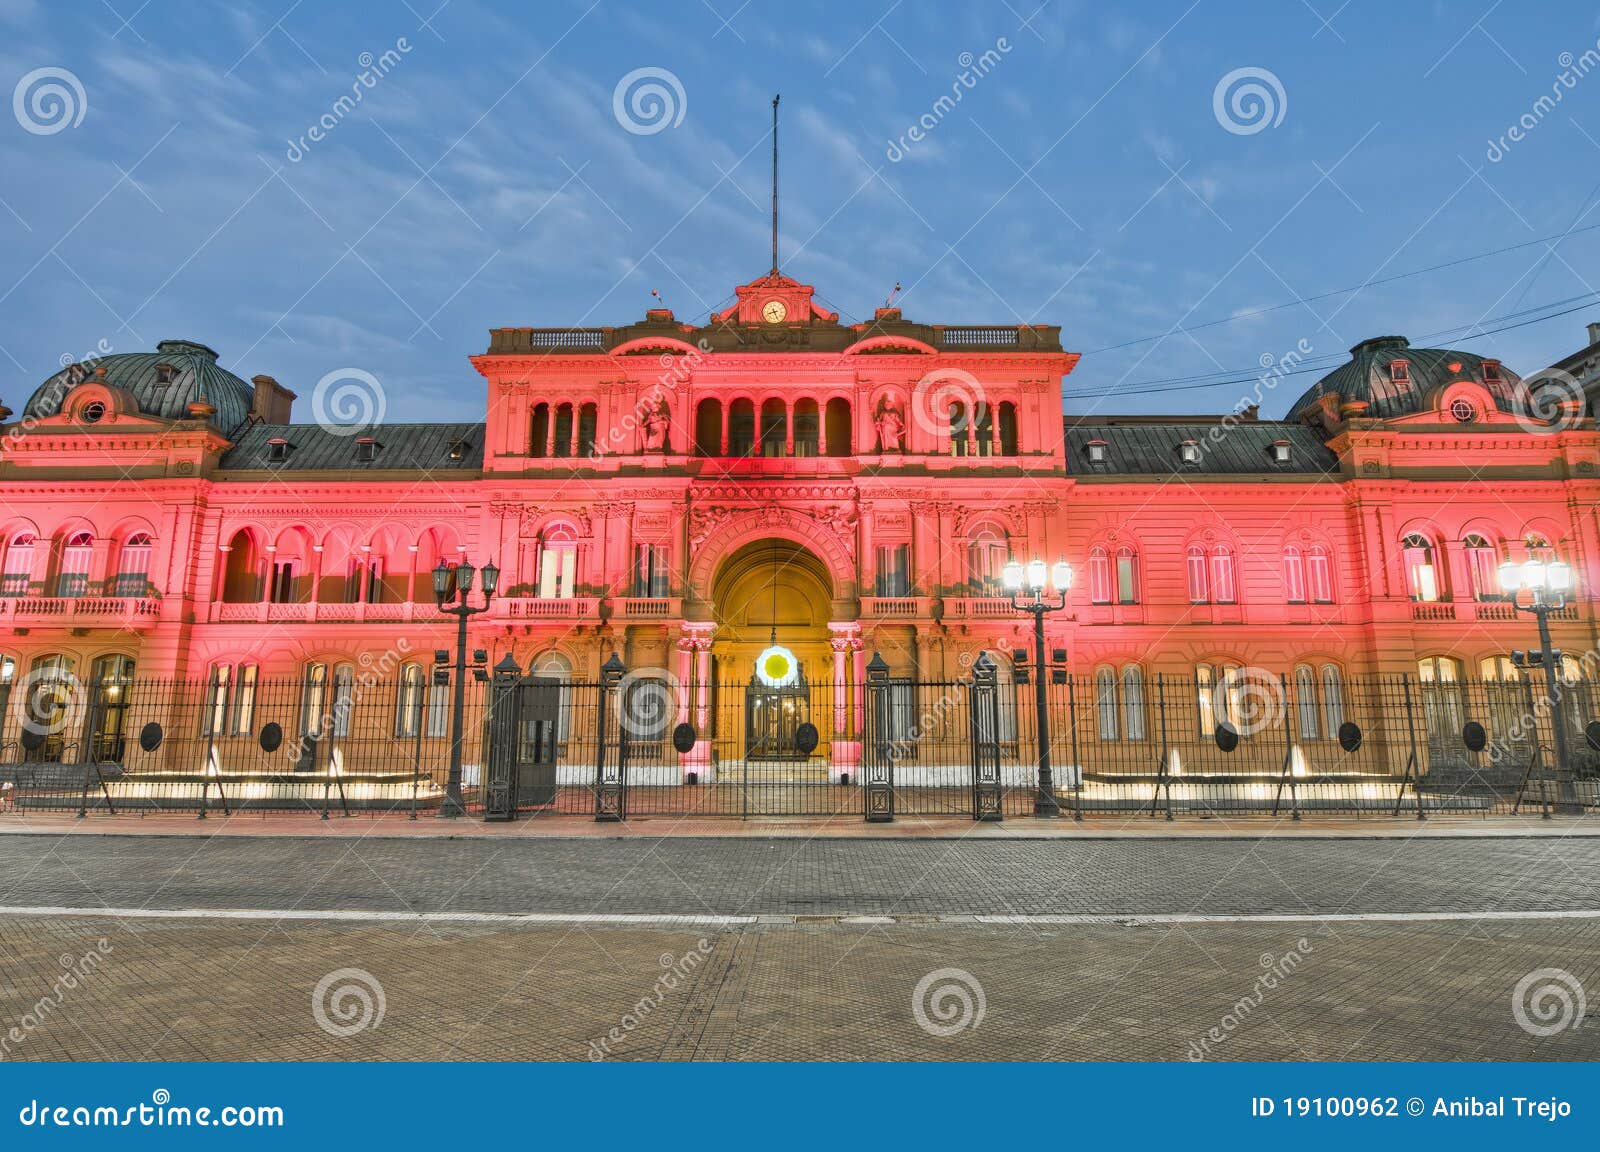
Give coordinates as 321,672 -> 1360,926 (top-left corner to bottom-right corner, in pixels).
0,905 -> 1597,927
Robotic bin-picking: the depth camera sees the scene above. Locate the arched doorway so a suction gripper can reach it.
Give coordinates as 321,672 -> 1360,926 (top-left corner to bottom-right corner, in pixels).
709,539 -> 833,761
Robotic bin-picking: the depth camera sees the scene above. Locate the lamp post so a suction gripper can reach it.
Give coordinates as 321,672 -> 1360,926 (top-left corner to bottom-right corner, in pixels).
1497,555 -> 1580,814
433,557 -> 499,817
1003,556 -> 1073,817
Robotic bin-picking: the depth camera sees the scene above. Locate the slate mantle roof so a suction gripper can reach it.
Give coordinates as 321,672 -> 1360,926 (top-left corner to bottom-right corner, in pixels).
1289,335 -> 1533,421
1064,417 -> 1337,476
23,340 -> 256,430
219,422 -> 483,471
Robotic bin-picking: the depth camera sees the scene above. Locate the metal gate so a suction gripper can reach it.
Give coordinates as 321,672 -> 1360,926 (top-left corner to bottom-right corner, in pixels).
483,674 -> 562,820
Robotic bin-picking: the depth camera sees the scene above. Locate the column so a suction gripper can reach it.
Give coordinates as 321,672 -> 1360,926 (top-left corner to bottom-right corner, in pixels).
545,411 -> 558,457
674,633 -> 693,728
784,401 -> 795,457
828,622 -> 863,778
680,622 -> 715,778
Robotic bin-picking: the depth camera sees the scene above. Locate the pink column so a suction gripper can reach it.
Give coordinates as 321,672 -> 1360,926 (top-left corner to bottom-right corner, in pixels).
674,637 -> 693,727
694,641 -> 712,728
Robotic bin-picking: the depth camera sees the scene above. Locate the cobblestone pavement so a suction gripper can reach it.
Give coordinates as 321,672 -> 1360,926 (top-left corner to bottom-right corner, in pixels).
1,913 -> 1596,1061
1,834 -> 1598,917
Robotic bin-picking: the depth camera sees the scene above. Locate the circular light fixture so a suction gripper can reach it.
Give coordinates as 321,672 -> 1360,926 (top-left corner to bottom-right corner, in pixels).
755,644 -> 799,688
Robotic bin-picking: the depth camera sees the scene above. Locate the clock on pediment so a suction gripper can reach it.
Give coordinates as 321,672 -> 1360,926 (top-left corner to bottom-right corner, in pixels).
714,271 -> 838,327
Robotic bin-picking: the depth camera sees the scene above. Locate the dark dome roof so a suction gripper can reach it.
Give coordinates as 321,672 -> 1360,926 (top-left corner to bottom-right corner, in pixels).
22,339 -> 254,430
1290,336 -> 1533,420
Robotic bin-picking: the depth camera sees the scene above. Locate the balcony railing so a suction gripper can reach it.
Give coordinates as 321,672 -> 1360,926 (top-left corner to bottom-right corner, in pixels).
942,596 -> 1017,620
493,597 -> 602,621
614,597 -> 680,620
860,596 -> 933,619
0,596 -> 161,624
210,600 -> 454,623
1411,602 -> 1456,621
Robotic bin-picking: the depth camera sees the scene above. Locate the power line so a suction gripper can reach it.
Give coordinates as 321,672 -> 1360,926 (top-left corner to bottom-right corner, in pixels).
1077,220 -> 1600,357
1062,291 -> 1600,401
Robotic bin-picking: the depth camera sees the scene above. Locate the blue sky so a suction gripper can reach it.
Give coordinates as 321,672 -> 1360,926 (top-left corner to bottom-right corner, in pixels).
3,0 -> 1600,422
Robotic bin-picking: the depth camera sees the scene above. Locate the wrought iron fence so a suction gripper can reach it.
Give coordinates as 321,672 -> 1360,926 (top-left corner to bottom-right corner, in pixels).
1,664 -> 1595,820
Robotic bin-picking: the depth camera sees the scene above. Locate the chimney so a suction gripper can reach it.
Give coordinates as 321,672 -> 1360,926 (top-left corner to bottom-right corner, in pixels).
1588,321 -> 1600,347
250,374 -> 296,424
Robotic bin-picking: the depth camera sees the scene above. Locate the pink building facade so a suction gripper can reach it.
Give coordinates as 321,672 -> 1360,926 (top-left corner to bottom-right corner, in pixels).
2,271 -> 1599,775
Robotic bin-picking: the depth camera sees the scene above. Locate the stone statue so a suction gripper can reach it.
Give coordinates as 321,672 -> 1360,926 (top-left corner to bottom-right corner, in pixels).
874,396 -> 905,453
640,400 -> 670,452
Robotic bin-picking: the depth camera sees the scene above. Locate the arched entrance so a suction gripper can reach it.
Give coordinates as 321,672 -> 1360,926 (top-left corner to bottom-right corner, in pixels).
709,539 -> 832,762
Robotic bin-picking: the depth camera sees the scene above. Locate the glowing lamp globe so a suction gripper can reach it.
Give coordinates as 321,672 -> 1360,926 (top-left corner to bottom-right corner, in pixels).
755,644 -> 799,688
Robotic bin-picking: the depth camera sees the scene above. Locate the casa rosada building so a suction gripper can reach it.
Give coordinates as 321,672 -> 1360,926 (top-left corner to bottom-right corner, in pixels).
2,268 -> 1599,774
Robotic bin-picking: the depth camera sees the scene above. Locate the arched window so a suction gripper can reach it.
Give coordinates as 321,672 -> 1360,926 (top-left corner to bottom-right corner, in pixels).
1095,667 -> 1118,739
1283,545 -> 1306,604
1464,534 -> 1500,601
966,527 -> 1007,594
220,528 -> 263,603
577,402 -> 597,457
396,663 -> 425,738
727,399 -> 755,456
759,399 -> 786,457
1115,547 -> 1139,605
23,653 -> 76,762
300,663 -> 328,740
1306,545 -> 1334,604
825,398 -> 852,456
1293,664 -> 1319,739
114,533 -> 153,597
1186,545 -> 1209,604
1417,655 -> 1464,747
1121,665 -> 1146,740
998,402 -> 1019,456
1319,665 -> 1344,735
57,531 -> 93,597
1525,533 -> 1554,562
948,401 -> 969,457
552,403 -> 574,457
793,399 -> 820,457
2,533 -> 36,596
1087,547 -> 1111,605
0,654 -> 14,730
530,403 -> 550,458
1210,545 -> 1236,604
331,664 -> 355,738
1480,654 -> 1518,681
973,403 -> 994,457
538,525 -> 578,599
1195,662 -> 1242,736
1402,534 -> 1441,602
694,398 -> 722,456
534,651 -> 573,742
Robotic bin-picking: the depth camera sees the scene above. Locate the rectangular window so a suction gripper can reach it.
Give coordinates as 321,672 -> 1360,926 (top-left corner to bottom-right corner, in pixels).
1115,552 -> 1137,605
1096,672 -> 1118,740
1283,549 -> 1306,604
875,545 -> 910,597
1210,550 -> 1235,604
1187,550 -> 1208,604
114,542 -> 152,597
634,544 -> 670,597
539,546 -> 577,598
1307,548 -> 1333,604
231,665 -> 257,735
270,561 -> 298,604
57,546 -> 92,598
426,681 -> 449,738
1088,552 -> 1110,605
203,665 -> 231,736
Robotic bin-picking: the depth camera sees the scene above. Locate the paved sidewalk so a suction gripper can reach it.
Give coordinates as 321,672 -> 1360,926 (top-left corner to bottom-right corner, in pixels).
1,811 -> 1595,840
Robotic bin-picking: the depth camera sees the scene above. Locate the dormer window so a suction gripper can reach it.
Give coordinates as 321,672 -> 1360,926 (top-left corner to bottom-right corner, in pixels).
1390,360 -> 1410,385
1086,439 -> 1107,463
1179,440 -> 1201,465
154,363 -> 178,385
355,437 -> 378,463
1482,359 -> 1503,384
267,437 -> 289,463
1270,439 -> 1291,463
447,438 -> 467,461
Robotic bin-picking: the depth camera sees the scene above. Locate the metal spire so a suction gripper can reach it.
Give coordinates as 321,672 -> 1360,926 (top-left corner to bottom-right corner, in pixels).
771,94 -> 780,275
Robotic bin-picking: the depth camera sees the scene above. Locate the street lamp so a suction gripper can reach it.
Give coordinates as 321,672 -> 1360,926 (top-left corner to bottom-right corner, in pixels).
433,556 -> 499,817
1498,554 -> 1580,814
1003,555 -> 1073,817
